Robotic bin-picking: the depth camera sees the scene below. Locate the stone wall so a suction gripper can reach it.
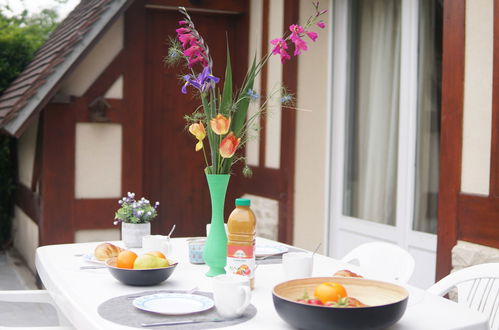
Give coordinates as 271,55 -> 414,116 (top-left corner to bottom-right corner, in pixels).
452,241 -> 499,271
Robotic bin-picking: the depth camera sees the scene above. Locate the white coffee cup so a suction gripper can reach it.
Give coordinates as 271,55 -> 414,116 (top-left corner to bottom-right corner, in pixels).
282,252 -> 313,280
142,235 -> 172,255
213,274 -> 251,319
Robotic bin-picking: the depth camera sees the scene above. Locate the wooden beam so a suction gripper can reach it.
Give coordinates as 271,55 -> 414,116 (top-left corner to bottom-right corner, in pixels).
30,112 -> 44,192
74,199 -> 119,230
145,0 -> 246,14
437,0 -> 465,281
15,184 -> 40,224
491,0 -> 499,197
458,195 -> 499,248
278,0 -> 299,245
124,0 -> 146,197
39,103 -> 75,245
258,0 -> 269,167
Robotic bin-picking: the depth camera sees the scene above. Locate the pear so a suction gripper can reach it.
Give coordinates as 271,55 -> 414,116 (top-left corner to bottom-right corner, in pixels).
133,254 -> 170,269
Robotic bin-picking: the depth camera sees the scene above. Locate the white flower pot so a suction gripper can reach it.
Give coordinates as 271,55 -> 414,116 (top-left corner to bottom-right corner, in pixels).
122,222 -> 151,248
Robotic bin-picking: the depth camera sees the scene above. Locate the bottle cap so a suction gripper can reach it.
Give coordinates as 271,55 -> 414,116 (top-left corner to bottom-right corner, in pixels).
235,198 -> 251,206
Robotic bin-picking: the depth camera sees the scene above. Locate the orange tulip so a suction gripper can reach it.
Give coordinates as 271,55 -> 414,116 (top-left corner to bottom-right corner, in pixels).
210,114 -> 231,135
219,132 -> 240,158
188,122 -> 206,151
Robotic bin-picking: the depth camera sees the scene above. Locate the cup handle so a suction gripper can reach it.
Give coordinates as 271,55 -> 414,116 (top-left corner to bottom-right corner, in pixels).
236,286 -> 251,315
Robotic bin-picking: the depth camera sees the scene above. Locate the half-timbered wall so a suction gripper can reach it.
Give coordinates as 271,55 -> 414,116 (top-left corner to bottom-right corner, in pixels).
58,16 -> 125,243
13,117 -> 39,271
438,0 -> 499,279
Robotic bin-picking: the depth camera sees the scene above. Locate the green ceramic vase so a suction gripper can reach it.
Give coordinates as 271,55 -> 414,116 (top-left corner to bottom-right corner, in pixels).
203,174 -> 230,277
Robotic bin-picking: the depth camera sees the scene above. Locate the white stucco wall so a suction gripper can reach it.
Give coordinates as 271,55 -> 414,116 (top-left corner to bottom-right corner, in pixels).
12,207 -> 39,273
59,16 -> 124,97
75,123 -> 122,198
17,116 -> 38,188
246,0 -> 263,166
293,0 -> 330,253
264,0 -> 284,169
75,229 -> 120,243
14,118 -> 39,271
461,0 -> 494,195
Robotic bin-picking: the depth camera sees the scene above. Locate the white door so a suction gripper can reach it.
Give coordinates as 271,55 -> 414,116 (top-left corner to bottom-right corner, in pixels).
327,0 -> 442,289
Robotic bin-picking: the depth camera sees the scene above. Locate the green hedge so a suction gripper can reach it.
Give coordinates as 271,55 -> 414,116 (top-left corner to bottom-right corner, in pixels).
0,8 -> 58,248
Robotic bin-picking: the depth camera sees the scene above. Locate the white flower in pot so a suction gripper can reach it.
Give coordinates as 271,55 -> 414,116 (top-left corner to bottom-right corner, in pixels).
114,192 -> 159,248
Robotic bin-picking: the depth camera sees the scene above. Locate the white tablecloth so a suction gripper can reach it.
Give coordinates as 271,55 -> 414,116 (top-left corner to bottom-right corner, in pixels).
36,237 -> 490,330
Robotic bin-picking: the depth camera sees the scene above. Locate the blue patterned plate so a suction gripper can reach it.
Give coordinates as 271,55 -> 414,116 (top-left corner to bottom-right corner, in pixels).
133,293 -> 214,315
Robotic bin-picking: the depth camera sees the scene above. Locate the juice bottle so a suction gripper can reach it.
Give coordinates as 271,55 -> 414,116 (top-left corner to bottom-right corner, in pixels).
226,198 -> 257,288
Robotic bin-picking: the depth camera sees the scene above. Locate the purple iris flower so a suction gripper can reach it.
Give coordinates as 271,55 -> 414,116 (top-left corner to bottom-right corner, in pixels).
181,66 -> 220,94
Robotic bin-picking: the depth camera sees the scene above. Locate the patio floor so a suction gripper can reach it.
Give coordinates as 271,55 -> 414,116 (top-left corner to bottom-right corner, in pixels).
0,249 -> 59,327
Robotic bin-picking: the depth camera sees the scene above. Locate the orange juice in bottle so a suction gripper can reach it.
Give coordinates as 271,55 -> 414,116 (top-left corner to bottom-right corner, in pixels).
226,198 -> 257,288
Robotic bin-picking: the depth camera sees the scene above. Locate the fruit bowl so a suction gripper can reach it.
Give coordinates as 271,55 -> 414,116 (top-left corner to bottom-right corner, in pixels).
105,257 -> 178,286
272,277 -> 408,330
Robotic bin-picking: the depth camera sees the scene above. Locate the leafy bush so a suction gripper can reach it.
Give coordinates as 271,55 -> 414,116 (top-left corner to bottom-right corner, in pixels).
0,7 -> 59,248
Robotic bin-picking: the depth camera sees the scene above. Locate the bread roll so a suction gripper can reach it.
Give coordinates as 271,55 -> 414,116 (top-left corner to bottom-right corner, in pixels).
94,243 -> 124,261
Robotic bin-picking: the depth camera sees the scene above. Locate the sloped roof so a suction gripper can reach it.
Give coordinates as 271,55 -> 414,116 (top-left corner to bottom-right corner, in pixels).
0,0 -> 132,137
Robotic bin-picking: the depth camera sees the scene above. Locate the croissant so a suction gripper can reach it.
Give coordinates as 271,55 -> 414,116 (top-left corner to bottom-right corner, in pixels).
94,243 -> 124,261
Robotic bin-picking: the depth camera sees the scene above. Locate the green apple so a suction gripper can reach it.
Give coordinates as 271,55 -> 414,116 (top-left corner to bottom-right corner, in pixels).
133,254 -> 170,269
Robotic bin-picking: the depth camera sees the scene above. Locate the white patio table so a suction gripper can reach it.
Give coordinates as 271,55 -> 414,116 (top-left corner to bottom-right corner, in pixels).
36,237 -> 489,330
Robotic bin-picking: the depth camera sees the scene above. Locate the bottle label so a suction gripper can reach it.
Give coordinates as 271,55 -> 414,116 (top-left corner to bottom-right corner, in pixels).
226,244 -> 255,279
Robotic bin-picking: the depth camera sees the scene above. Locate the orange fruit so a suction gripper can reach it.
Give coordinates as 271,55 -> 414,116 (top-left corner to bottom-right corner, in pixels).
116,250 -> 138,269
146,251 -> 166,259
314,282 -> 347,304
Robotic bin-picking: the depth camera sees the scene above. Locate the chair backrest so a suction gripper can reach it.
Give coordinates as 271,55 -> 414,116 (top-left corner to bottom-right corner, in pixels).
341,241 -> 415,283
427,263 -> 499,330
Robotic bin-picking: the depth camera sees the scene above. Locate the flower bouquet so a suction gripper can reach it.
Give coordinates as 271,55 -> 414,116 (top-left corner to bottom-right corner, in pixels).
166,2 -> 327,276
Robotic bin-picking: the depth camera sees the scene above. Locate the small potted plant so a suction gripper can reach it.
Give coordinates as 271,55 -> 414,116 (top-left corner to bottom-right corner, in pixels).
114,192 -> 159,248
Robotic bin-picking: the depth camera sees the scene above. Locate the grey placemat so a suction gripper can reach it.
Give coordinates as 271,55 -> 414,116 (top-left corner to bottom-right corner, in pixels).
256,246 -> 305,265
98,290 -> 257,329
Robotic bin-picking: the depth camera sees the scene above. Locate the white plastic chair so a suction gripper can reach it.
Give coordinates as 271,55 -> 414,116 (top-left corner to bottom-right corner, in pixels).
0,290 -> 74,329
428,263 -> 499,330
341,241 -> 415,283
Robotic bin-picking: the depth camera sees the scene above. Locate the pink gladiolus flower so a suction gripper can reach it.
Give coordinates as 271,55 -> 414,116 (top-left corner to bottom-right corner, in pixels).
210,114 -> 231,135
292,36 -> 308,56
178,20 -> 188,25
279,49 -> 291,63
271,38 -> 287,54
178,33 -> 196,48
289,24 -> 305,36
183,45 -> 202,57
189,56 -> 207,67
306,31 -> 318,42
176,27 -> 190,34
317,21 -> 326,29
188,122 -> 206,151
219,132 -> 240,158
288,24 -> 309,56
271,38 -> 291,63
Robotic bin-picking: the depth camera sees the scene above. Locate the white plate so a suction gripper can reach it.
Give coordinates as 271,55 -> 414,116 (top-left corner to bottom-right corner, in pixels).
255,245 -> 288,257
133,293 -> 214,315
82,253 -> 105,265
